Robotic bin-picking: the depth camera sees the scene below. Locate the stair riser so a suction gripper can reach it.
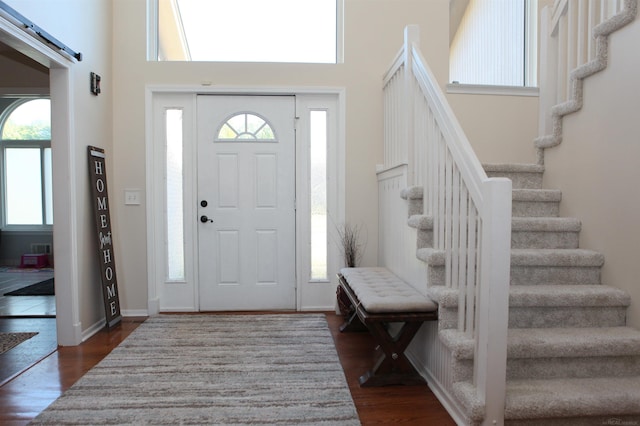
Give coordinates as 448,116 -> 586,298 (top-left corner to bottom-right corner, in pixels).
513,201 -> 560,217
437,306 -> 458,330
507,355 -> 640,381
511,266 -> 601,285
509,306 -> 627,328
407,199 -> 422,217
428,265 -> 445,287
486,172 -> 543,190
455,359 -> 473,383
511,230 -> 579,249
416,229 -> 433,250
439,304 -> 627,331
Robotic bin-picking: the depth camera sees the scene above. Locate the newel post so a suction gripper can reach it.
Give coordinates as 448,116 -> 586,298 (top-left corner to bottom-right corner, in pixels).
476,178 -> 512,425
403,25 -> 419,186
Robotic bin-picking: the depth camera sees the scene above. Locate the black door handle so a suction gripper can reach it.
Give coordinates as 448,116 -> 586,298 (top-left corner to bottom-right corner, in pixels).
200,215 -> 213,223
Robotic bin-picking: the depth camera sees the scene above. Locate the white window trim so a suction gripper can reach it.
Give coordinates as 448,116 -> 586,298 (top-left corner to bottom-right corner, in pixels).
0,98 -> 53,231
146,86 -> 345,314
447,83 -> 539,97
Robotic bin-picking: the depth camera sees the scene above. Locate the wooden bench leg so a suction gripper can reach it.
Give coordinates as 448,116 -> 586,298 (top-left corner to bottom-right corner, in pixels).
339,308 -> 367,332
359,321 -> 425,387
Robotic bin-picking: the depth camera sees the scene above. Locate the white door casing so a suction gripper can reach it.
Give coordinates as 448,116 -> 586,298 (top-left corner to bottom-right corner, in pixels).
196,95 -> 296,310
148,89 -> 344,314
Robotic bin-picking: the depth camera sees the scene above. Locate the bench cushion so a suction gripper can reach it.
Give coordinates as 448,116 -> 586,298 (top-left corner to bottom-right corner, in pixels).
340,267 -> 437,314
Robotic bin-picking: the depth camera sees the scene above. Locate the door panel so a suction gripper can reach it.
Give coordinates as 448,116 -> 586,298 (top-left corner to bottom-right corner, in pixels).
197,95 -> 296,310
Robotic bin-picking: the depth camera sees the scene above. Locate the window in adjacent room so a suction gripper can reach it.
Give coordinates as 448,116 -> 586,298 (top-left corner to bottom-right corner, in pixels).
154,0 -> 341,63
0,98 -> 52,227
449,0 -> 538,87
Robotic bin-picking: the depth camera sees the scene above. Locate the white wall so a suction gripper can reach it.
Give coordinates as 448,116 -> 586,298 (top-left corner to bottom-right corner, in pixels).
3,0 -> 114,338
448,92 -> 539,164
543,14 -> 640,328
110,0 -> 450,313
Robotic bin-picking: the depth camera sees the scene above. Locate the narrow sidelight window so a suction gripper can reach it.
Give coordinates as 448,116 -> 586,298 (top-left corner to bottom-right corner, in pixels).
310,110 -> 328,280
165,108 -> 185,281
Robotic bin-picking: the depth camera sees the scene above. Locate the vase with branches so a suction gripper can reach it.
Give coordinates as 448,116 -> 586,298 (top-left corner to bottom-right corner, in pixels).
336,222 -> 365,268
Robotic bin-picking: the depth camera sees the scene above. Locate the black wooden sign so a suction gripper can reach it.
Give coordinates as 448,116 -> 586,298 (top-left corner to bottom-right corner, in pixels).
88,146 -> 122,328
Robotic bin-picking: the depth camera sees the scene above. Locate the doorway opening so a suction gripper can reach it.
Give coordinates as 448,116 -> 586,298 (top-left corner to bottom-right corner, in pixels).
0,96 -> 55,318
0,15 -> 79,346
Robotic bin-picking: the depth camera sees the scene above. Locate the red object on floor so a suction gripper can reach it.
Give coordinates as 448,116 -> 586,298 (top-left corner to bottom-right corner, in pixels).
20,254 -> 48,269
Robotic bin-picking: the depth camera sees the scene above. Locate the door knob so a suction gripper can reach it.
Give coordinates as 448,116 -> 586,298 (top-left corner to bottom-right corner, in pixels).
200,215 -> 213,223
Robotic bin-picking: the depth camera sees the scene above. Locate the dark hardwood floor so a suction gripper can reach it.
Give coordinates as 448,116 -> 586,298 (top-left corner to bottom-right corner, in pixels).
0,313 -> 454,425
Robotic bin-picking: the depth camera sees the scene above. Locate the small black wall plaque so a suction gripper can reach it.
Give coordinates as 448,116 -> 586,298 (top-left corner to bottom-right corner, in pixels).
88,146 -> 122,328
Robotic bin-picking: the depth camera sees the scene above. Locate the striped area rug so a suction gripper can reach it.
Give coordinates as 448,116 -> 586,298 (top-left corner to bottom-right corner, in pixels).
0,332 -> 38,355
31,314 -> 360,425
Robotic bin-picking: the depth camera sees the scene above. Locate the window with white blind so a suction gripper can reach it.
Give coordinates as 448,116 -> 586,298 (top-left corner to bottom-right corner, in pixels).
450,0 -> 538,87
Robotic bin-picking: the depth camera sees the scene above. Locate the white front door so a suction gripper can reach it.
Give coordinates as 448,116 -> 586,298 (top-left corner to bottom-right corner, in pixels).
197,95 -> 296,310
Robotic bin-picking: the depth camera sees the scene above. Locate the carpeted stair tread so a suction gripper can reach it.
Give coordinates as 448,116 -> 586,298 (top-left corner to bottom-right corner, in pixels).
439,326 -> 640,361
509,285 -> 630,307
431,284 -> 629,309
511,249 -> 604,266
408,214 -> 433,230
511,217 -> 581,232
504,376 -> 640,420
511,218 -> 582,249
483,163 -> 545,174
416,247 -> 445,265
400,186 -> 423,200
427,285 -> 458,307
439,329 -> 475,359
507,327 -> 640,358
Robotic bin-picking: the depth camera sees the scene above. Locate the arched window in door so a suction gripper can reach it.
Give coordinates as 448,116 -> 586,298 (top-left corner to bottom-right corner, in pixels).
215,113 -> 277,142
0,98 -> 53,226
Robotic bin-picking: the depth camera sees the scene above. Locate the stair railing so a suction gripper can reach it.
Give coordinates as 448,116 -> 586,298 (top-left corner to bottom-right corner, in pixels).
382,26 -> 512,424
536,0 -> 637,163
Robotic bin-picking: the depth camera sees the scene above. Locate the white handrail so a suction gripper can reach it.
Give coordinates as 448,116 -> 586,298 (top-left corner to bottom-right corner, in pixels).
382,26 -> 512,424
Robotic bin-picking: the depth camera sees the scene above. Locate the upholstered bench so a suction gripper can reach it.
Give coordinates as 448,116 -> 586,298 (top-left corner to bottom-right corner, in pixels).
337,267 -> 438,387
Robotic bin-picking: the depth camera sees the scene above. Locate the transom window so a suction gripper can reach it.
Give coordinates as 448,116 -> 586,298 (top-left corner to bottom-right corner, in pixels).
216,113 -> 276,142
155,0 -> 340,63
0,98 -> 53,227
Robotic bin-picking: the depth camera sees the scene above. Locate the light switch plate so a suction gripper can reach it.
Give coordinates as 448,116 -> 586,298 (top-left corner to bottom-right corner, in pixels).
124,190 -> 141,205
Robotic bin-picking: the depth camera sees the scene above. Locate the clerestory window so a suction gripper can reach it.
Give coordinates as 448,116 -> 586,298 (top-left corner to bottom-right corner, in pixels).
154,0 -> 341,63
0,98 -> 53,228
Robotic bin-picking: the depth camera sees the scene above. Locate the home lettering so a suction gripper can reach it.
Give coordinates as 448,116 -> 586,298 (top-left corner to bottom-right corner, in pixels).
88,146 -> 122,328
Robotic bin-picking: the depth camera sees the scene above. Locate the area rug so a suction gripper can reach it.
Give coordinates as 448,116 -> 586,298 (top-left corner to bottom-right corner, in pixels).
0,331 -> 38,355
4,278 -> 54,296
30,314 -> 361,425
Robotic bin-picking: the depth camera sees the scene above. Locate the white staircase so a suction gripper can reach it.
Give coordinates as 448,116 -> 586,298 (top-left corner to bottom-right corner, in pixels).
404,165 -> 640,424
381,3 -> 639,422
